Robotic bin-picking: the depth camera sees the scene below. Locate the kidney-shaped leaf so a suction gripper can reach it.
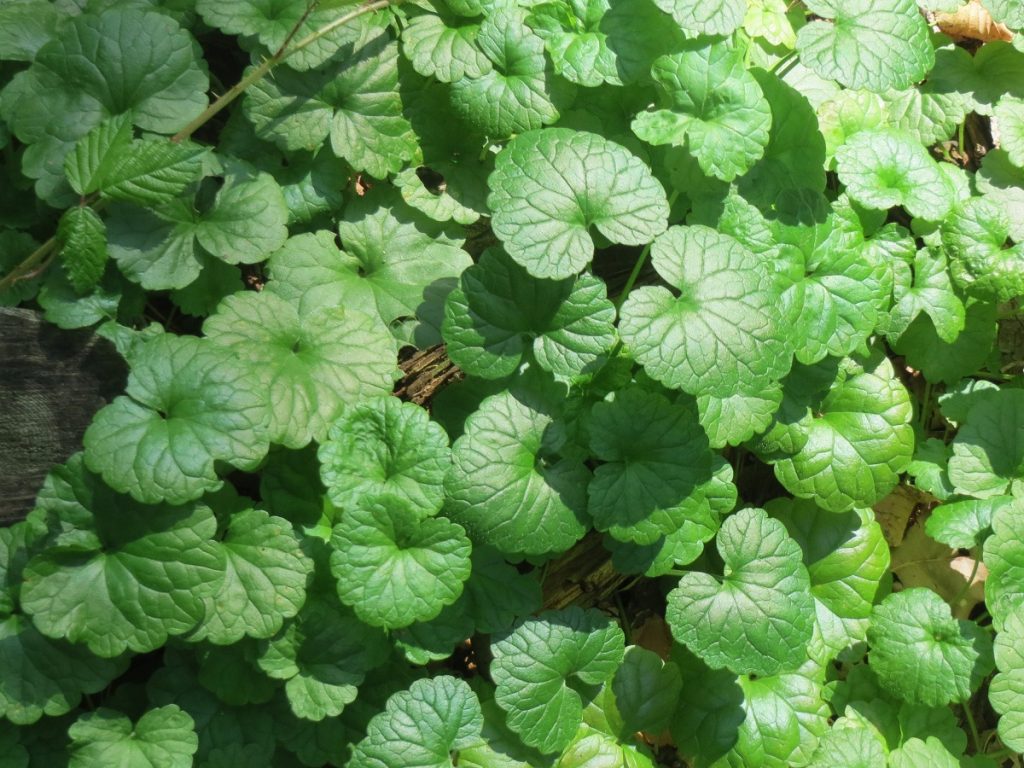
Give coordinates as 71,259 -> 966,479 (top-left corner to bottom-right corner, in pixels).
488,127 -> 669,279
949,389 -> 1024,499
667,507 -> 815,676
650,0 -> 746,34
68,705 -> 197,768
990,607 -> 1024,753
983,498 -> 1024,629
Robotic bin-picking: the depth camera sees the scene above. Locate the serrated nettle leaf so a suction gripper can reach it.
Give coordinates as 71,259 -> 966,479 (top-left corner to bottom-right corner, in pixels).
330,495 -> 472,629
83,333 -> 270,504
100,139 -> 207,206
0,6 -> 208,202
990,607 -> 1024,752
350,676 -> 483,768
442,248 -> 616,381
796,0 -> 934,92
587,387 -> 715,545
868,588 -> 994,705
445,387 -> 590,557
491,607 -> 625,754
402,2 -> 492,83
488,127 -> 668,280
651,0 -> 747,35
319,396 -> 451,516
983,498 -> 1024,629
526,0 -> 620,87
632,40 -> 771,182
835,129 -> 953,220
941,196 -> 1024,303
64,113 -> 133,196
68,705 -> 197,768
768,354 -> 915,512
949,389 -> 1024,499
620,225 -> 790,400
57,206 -> 107,294
204,291 -> 398,448
449,6 -> 574,137
667,507 -> 815,676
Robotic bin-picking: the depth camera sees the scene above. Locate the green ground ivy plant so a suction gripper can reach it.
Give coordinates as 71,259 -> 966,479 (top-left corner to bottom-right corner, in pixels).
1,0 -> 1023,765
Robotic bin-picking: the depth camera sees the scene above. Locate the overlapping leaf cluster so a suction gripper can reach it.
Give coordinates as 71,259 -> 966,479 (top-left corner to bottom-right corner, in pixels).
1,0 -> 1023,765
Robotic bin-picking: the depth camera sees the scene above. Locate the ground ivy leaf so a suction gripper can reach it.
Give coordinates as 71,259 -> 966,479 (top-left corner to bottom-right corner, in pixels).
20,459 -> 224,657
619,225 -> 790,399
68,705 -> 197,768
949,389 -> 1024,499
445,388 -> 590,557
203,291 -> 398,448
835,129 -> 953,220
319,396 -> 450,516
491,607 -> 625,754
402,2 -> 492,83
650,0 -> 747,34
769,354 -> 915,512
867,588 -> 995,706
527,0 -> 620,87
769,501 -> 890,663
245,25 -> 418,177
601,0 -> 688,86
257,594 -> 388,721
882,86 -> 970,147
442,247 -> 616,380
0,615 -> 128,725
350,676 -> 483,768
983,498 -> 1024,629
744,0 -> 799,47
929,42 -> 1024,117
587,387 -> 714,545
611,646 -> 682,735
194,642 -> 277,707
488,127 -> 667,280
996,95 -> 1024,167
631,40 -> 771,182
330,496 -> 472,629
0,0 -> 61,61
941,196 -> 1024,303
926,496 -> 1011,550
0,7 -> 208,203
796,0 -> 934,91
806,723 -> 888,767
449,7 -> 573,137
57,206 -> 108,294
891,297 -> 999,384
83,333 -> 269,504
187,508 -> 313,645
885,247 -> 965,344
667,507 -> 815,676
990,607 -> 1024,753
977,149 -> 1024,242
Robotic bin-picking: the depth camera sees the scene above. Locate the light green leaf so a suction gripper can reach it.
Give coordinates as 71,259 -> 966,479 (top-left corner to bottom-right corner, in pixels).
445,387 -> 590,557
835,129 -> 953,220
889,737 -> 960,768
401,3 -> 492,83
257,594 -> 389,721
611,646 -> 682,734
68,706 -> 197,768
891,297 -> 999,384
245,26 -> 419,177
449,7 -> 573,137
527,0 -> 620,86
697,383 -> 784,449
187,508 -> 313,645
996,95 -> 1024,167
925,496 -> 1011,549
949,390 -> 1024,499
806,723 -> 887,767
768,355 -> 915,512
632,41 -> 771,182
941,197 -> 1024,303
350,676 -> 484,768
984,0 -> 1024,27
650,0 -> 747,34
867,588 -> 995,705
83,334 -> 269,504
977,149 -> 1024,241
442,248 -> 616,380
57,206 -> 107,294
64,113 -> 133,196
0,7 -> 208,203
330,496 -> 472,629
929,42 -> 1024,117
587,387 -> 715,545
488,127 -> 668,280
796,0 -> 934,91
885,247 -> 965,344
990,607 -> 1024,752
0,614 -> 128,725
100,139 -> 207,206
601,0 -> 688,86
555,727 -> 655,768
667,507 -> 814,676
491,607 -> 625,754
319,396 -> 450,516
983,499 -> 1024,628
619,225 -> 790,399
881,86 -> 969,147
20,457 -> 224,657
744,0 -> 799,47
203,291 -> 399,448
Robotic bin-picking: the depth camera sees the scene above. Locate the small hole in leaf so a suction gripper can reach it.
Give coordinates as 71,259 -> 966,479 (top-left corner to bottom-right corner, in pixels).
415,165 -> 447,196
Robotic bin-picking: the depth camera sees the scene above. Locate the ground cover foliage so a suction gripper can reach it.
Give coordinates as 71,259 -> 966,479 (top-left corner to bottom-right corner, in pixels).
1,0 -> 1024,765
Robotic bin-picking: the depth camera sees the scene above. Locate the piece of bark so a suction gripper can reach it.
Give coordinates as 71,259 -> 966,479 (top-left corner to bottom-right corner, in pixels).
0,309 -> 127,523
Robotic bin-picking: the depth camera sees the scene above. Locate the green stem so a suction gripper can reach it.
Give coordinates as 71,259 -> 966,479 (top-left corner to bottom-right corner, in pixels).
0,237 -> 58,294
985,748 -> 1016,760
614,189 -> 680,312
963,701 -> 982,754
770,49 -> 798,76
919,379 -> 933,431
958,120 -> 967,156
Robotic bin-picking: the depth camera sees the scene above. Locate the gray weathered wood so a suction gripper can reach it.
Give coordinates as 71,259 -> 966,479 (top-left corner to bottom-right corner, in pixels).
0,308 -> 126,523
